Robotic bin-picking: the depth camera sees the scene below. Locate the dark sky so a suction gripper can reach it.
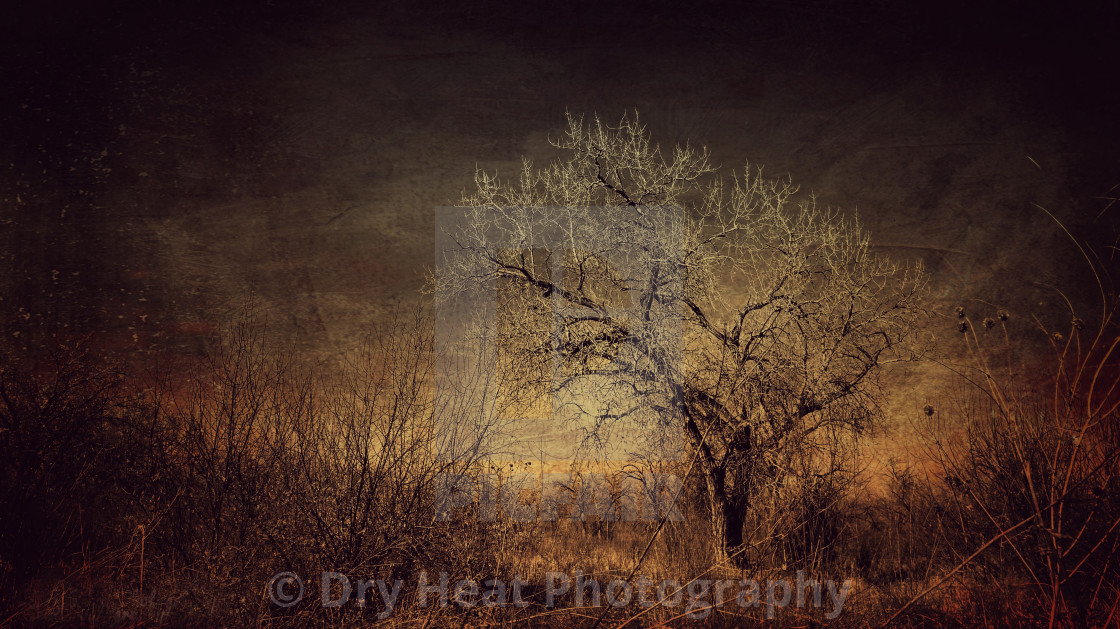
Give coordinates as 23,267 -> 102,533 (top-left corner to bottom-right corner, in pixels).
2,0 -> 1118,365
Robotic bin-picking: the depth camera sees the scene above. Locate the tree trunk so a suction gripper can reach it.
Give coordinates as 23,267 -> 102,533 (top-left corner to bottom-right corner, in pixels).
678,394 -> 752,569
705,466 -> 751,569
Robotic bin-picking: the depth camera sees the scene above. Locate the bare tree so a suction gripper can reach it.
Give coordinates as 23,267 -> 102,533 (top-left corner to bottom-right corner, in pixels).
437,112 -> 925,568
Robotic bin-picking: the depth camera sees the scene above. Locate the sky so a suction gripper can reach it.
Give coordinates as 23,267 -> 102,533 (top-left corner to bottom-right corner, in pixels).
2,1 -> 1117,457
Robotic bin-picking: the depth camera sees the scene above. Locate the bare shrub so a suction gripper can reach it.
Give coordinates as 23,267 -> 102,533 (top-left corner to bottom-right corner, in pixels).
0,305 -> 513,627
913,238 -> 1120,626
0,341 -> 128,574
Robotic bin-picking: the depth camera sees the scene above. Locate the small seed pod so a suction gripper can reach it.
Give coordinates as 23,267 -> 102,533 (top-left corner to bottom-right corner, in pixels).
922,404 -> 935,417
1072,318 -> 1084,330
997,310 -> 1009,322
958,321 -> 969,333
956,306 -> 966,318
982,317 -> 995,330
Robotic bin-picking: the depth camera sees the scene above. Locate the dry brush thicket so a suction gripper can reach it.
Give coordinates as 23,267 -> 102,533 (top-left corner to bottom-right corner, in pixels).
0,309 -> 514,626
